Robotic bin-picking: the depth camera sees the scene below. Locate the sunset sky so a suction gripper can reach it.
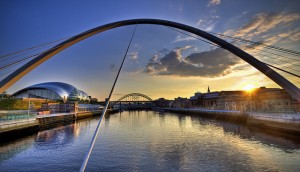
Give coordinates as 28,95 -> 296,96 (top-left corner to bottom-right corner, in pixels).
1,0 -> 299,101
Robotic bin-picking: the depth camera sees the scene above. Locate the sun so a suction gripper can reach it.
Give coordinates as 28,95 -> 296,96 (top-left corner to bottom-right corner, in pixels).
243,83 -> 255,92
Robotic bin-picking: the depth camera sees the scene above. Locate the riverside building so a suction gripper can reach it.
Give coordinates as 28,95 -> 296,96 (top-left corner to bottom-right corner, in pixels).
12,82 -> 90,103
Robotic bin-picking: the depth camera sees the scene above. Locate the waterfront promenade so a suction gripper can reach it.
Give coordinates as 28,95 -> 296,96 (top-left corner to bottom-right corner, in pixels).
0,108 -> 103,140
162,107 -> 300,123
162,108 -> 300,135
1,107 -> 300,142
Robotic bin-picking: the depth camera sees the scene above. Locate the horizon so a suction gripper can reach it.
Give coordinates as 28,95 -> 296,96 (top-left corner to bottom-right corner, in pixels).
4,82 -> 285,101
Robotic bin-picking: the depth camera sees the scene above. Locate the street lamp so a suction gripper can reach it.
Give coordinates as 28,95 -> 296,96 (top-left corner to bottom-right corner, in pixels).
28,90 -> 31,120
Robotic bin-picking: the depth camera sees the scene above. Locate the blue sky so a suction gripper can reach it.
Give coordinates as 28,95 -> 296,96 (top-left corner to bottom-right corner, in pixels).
1,0 -> 300,100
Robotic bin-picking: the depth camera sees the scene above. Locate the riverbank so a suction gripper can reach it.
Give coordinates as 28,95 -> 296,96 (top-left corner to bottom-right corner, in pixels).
0,109 -> 116,142
1,110 -> 300,172
0,121 -> 39,142
2,108 -> 300,142
162,108 -> 247,123
162,108 -> 300,136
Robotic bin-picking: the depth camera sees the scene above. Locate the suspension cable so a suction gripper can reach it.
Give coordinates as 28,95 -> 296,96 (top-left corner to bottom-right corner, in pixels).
254,48 -> 300,62
210,33 -> 300,64
208,31 -> 300,57
0,45 -> 50,64
265,63 -> 300,78
0,69 -> 17,78
168,26 -> 300,78
0,36 -> 70,59
169,26 -> 300,66
232,41 -> 300,76
274,70 -> 300,84
166,26 -> 221,47
0,39 -> 78,71
249,48 -> 300,70
257,58 -> 300,73
79,24 -> 137,172
253,52 -> 300,72
0,53 -> 40,70
232,39 -> 300,62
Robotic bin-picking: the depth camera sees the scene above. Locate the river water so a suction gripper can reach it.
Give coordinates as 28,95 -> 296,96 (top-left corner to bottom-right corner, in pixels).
1,111 -> 300,171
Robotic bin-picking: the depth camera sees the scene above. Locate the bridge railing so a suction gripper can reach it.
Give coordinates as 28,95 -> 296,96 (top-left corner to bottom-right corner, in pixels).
77,104 -> 104,112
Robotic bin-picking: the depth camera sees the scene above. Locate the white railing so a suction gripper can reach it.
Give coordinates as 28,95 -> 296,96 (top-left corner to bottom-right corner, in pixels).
0,117 -> 37,129
0,111 -> 37,123
0,110 -> 38,130
247,112 -> 300,123
161,108 -> 300,123
163,107 -> 241,115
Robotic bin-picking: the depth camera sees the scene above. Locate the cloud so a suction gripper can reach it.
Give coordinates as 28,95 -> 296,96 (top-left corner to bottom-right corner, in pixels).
229,12 -> 300,38
129,51 -> 138,60
172,13 -> 220,43
222,12 -> 300,58
110,64 -> 117,72
208,0 -> 221,7
242,11 -> 248,15
289,30 -> 300,42
173,15 -> 220,43
158,48 -> 169,54
173,35 -> 197,43
178,4 -> 183,11
278,27 -> 300,42
196,15 -> 220,32
145,46 -> 242,77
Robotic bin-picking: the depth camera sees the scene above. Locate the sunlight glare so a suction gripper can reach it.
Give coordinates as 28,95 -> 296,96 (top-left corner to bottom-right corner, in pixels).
243,83 -> 255,92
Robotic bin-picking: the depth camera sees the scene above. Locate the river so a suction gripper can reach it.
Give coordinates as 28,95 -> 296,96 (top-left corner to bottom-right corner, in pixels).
1,111 -> 300,171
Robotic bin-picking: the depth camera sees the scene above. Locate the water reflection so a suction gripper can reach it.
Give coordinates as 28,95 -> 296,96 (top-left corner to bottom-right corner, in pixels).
0,135 -> 35,162
0,111 -> 299,171
222,122 -> 300,151
187,114 -> 300,151
35,123 -> 78,148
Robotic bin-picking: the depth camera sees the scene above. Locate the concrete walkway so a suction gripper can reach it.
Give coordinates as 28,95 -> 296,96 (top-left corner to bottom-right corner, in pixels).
248,112 -> 300,123
36,113 -> 74,118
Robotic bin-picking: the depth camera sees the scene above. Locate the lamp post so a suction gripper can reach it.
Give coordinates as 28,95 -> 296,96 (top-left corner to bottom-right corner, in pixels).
28,90 -> 30,120
249,91 -> 252,112
247,90 -> 254,112
65,103 -> 67,113
246,90 -> 251,112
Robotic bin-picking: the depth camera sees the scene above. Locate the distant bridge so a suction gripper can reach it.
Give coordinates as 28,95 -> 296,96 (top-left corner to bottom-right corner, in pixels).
116,93 -> 153,102
109,93 -> 153,104
110,93 -> 154,110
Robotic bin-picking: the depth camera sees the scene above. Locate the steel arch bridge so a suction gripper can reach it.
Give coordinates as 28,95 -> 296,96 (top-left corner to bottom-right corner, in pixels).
116,93 -> 153,102
0,19 -> 299,101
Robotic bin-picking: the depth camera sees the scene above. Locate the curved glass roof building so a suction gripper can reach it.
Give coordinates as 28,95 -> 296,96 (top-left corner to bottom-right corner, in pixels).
12,82 -> 90,102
